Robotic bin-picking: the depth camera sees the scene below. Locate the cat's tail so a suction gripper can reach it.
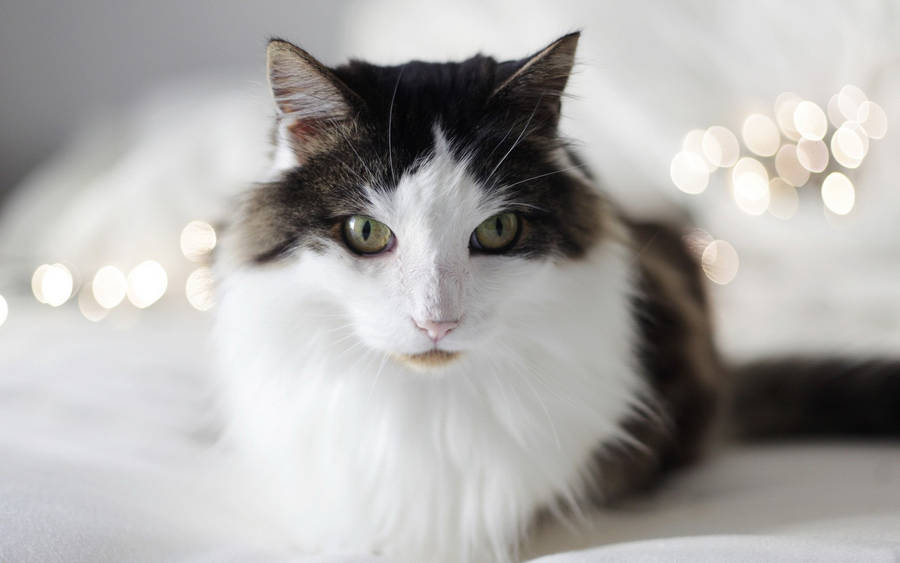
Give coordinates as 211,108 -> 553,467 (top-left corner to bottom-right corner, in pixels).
727,357 -> 900,440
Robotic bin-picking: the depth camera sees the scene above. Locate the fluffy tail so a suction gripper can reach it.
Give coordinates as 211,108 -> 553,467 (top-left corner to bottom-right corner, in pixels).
728,357 -> 900,440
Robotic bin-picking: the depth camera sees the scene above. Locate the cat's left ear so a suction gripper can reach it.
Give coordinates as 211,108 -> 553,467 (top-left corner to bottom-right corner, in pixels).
267,39 -> 362,161
488,32 -> 580,134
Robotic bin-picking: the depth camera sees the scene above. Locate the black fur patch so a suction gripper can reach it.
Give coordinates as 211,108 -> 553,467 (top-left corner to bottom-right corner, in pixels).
590,221 -> 722,502
236,33 -> 601,264
730,357 -> 900,439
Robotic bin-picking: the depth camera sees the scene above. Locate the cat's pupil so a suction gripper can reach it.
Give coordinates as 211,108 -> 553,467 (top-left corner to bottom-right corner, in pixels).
494,217 -> 503,237
362,220 -> 371,241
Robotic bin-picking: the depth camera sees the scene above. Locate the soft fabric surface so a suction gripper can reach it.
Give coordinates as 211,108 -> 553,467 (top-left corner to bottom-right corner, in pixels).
2,0 -> 899,560
2,307 -> 900,562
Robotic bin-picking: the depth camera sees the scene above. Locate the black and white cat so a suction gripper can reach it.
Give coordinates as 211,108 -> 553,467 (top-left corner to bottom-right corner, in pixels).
213,33 -> 899,563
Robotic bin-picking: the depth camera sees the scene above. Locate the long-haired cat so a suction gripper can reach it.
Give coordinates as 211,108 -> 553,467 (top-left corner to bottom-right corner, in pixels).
213,32 -> 900,563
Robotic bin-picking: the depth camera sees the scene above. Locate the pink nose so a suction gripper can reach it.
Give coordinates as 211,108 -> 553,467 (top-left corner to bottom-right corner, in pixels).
414,319 -> 459,342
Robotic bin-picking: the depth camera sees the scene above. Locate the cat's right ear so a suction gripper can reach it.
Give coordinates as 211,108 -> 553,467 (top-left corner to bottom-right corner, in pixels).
487,32 -> 580,137
267,39 -> 360,161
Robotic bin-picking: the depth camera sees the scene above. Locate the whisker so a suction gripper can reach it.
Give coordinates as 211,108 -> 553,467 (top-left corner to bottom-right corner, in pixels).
333,330 -> 362,347
502,201 -> 549,214
367,351 -> 391,399
484,94 -> 544,185
484,118 -> 518,162
337,126 -> 376,184
387,68 -> 405,183
322,322 -> 357,336
501,343 -> 562,451
338,160 -> 367,185
499,163 -> 590,192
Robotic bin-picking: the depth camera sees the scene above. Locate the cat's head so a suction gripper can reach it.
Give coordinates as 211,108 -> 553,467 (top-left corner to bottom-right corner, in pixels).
224,33 -> 607,373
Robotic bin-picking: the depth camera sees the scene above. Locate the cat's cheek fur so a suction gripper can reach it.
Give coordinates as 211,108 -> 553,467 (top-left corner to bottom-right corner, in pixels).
213,236 -> 646,563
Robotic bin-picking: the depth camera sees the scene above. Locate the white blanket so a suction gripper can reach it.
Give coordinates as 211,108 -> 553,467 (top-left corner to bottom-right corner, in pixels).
2,308 -> 900,562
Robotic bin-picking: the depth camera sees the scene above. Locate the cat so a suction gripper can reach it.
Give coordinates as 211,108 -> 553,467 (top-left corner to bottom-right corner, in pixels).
213,32 -> 900,563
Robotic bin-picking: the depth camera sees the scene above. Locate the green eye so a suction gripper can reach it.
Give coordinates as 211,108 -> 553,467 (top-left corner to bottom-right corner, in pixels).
471,212 -> 520,252
342,216 -> 394,255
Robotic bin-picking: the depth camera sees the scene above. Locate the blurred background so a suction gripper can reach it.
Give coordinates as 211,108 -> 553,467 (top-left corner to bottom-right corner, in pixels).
0,0 -> 899,357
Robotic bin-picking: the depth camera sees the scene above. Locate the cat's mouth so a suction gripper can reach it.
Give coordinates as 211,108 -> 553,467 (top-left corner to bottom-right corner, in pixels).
393,349 -> 462,371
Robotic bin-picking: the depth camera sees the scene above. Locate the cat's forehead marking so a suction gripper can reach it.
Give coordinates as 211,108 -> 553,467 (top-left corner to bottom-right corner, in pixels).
366,127 -> 505,231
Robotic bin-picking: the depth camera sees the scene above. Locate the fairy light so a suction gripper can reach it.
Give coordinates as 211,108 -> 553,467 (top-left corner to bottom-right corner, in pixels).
682,129 -> 717,172
180,220 -> 217,262
837,84 -> 867,122
701,240 -> 739,285
92,265 -> 127,309
741,114 -> 780,157
682,228 -> 714,260
671,82 -> 886,221
731,157 -> 769,215
857,101 -> 887,139
126,260 -> 168,309
0,294 -> 8,327
831,133 -> 862,170
821,172 -> 855,215
793,101 -> 827,140
796,139 -> 829,173
701,126 -> 740,168
826,94 -> 844,128
774,144 -> 810,187
78,287 -> 108,322
840,122 -> 869,159
774,92 -> 802,141
32,263 -> 73,307
186,267 -> 215,311
670,151 -> 710,194
831,124 -> 867,168
31,265 -> 51,303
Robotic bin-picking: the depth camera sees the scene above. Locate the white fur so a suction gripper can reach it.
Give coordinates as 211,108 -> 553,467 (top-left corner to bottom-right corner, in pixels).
268,121 -> 301,178
214,129 -> 645,562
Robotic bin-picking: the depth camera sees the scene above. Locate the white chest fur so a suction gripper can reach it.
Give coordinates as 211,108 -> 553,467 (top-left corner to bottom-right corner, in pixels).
214,237 -> 644,563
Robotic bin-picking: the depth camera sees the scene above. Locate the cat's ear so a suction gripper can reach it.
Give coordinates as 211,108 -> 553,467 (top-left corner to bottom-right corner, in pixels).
488,32 -> 580,134
267,39 -> 360,161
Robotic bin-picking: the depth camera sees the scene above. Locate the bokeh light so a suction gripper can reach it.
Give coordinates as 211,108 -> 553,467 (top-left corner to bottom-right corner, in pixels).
701,240 -> 739,285
180,220 -> 217,262
741,114 -> 780,157
701,126 -> 740,168
682,228 -> 714,260
670,151 -> 710,194
796,139 -> 829,173
78,287 -> 108,322
821,172 -> 855,215
831,123 -> 868,168
837,84 -> 867,122
826,94 -> 844,128
673,86 -> 886,220
126,260 -> 168,308
774,144 -> 810,187
32,263 -> 73,307
92,265 -> 127,309
0,294 -> 7,328
793,101 -> 827,140
186,267 -> 215,311
31,265 -> 51,303
857,101 -> 887,140
774,92 -> 802,141
731,157 -> 770,215
767,178 -> 799,220
681,129 -> 717,172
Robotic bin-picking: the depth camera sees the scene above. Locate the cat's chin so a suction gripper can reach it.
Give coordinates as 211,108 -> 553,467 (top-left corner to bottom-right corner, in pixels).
391,349 -> 462,373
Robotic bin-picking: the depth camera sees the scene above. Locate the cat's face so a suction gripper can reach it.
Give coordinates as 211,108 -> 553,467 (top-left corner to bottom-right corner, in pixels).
226,33 -> 603,372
